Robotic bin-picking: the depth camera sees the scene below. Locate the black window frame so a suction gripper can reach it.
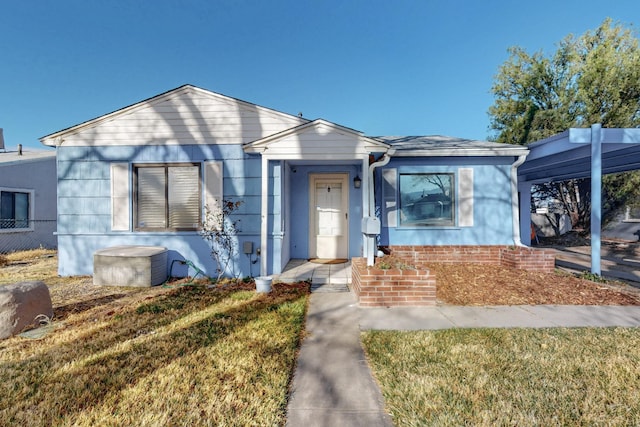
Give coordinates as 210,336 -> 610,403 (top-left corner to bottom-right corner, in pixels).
0,190 -> 31,230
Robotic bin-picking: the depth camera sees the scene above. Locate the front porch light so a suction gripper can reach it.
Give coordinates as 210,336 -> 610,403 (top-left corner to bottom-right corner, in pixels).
353,175 -> 362,189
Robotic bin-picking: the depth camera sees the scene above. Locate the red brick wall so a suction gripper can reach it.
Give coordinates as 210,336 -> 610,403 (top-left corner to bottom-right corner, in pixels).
351,246 -> 555,307
390,245 -> 503,267
351,257 -> 436,307
387,245 -> 554,273
500,246 -> 555,273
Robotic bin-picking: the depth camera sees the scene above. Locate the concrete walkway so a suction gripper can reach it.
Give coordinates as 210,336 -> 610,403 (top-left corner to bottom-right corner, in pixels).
286,289 -> 640,427
273,259 -> 351,291
286,292 -> 393,427
549,245 -> 640,284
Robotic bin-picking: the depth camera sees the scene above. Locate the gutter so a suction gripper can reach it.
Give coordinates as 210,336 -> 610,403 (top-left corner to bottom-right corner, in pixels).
510,154 -> 528,246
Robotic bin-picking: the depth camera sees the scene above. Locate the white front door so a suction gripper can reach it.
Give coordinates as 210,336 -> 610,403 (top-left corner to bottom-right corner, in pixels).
309,174 -> 349,259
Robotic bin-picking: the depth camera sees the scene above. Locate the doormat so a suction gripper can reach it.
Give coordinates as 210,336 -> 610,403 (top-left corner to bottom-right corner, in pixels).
308,258 -> 348,265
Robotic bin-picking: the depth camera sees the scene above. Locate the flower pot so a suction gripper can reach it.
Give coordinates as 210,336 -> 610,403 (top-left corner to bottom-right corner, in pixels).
255,276 -> 272,293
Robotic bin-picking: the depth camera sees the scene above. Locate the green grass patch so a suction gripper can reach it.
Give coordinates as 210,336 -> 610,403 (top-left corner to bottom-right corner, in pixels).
362,328 -> 640,425
0,282 -> 308,426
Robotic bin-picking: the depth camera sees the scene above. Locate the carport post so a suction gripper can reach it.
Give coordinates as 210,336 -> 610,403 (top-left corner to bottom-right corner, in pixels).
518,181 -> 532,246
590,124 -> 602,276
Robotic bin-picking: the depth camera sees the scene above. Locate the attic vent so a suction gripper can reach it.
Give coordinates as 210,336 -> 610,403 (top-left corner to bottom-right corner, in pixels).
0,128 -> 4,151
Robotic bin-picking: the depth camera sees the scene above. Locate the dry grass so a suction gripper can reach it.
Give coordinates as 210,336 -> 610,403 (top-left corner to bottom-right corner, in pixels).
363,328 -> 640,425
0,249 -> 86,286
0,251 -> 309,426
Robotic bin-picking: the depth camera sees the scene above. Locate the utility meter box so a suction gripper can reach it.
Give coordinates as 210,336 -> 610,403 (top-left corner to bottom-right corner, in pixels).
361,217 -> 381,235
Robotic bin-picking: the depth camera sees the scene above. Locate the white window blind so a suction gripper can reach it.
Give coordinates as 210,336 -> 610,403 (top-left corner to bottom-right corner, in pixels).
137,167 -> 167,229
113,162 -> 216,232
133,163 -> 201,231
168,166 -> 200,228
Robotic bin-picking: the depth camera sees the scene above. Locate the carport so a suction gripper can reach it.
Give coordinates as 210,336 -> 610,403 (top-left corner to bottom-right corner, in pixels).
518,124 -> 640,275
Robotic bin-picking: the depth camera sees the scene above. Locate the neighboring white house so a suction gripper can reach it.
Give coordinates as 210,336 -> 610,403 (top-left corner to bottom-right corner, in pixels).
0,136 -> 57,252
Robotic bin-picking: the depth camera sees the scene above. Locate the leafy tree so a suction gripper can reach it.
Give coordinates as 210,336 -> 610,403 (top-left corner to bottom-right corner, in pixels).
488,18 -> 640,230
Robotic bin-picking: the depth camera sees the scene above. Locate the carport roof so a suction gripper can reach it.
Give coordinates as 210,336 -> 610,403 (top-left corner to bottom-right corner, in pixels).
519,127 -> 640,184
518,125 -> 640,276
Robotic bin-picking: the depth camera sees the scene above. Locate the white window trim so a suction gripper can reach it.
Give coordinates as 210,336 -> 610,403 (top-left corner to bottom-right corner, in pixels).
0,187 -> 35,233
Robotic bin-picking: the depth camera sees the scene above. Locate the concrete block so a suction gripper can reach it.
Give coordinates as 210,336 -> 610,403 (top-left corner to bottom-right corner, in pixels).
93,246 -> 168,287
0,281 -> 53,340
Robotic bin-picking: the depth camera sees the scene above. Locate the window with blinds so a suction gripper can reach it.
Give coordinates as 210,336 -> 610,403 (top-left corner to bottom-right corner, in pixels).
134,163 -> 201,231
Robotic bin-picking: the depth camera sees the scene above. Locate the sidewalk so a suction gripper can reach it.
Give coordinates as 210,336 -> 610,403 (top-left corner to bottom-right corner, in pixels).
359,304 -> 640,330
286,291 -> 640,427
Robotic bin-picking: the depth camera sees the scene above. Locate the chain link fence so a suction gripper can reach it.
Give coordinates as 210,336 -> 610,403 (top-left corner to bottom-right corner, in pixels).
0,220 -> 57,253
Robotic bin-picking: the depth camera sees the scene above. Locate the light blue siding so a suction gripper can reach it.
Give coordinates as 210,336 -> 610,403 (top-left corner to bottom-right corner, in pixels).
378,157 -> 516,246
55,141 -> 519,278
288,164 -> 364,259
56,143 -> 263,276
57,233 -> 262,279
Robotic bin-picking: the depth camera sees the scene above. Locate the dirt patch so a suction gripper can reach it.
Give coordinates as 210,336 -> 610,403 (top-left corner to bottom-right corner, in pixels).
433,263 -> 640,306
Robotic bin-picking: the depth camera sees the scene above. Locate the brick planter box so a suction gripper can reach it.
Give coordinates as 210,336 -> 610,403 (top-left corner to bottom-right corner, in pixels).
387,245 -> 555,273
351,257 -> 436,307
350,246 -> 555,307
500,246 -> 555,273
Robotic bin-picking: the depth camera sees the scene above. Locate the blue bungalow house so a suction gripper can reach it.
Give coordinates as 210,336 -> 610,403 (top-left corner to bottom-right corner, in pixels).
40,84 -> 533,285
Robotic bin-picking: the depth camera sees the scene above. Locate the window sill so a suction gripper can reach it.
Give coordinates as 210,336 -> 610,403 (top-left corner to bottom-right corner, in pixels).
0,228 -> 34,233
395,226 -> 461,230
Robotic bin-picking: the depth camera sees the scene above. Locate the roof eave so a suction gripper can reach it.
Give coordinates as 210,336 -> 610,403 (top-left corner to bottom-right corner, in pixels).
391,148 -> 529,157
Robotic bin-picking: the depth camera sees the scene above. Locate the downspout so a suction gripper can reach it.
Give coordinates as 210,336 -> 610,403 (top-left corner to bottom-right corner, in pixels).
365,148 -> 396,266
510,154 -> 528,246
368,152 -> 393,217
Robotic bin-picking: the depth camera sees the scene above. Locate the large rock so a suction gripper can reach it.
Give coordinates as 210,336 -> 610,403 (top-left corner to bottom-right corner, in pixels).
0,281 -> 53,340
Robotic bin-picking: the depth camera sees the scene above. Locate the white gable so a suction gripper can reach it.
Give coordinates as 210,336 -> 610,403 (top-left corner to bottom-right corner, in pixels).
41,85 -> 307,147
245,119 -> 391,160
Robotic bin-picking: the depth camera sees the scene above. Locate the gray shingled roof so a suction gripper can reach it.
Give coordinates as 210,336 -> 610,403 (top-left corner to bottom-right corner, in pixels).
375,135 -> 529,156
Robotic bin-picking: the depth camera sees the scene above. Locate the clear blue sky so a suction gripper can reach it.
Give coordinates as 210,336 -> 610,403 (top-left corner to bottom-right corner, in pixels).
2,0 -> 638,149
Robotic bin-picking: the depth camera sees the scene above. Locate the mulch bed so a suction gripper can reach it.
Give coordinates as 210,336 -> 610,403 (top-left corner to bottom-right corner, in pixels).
431,263 -> 640,306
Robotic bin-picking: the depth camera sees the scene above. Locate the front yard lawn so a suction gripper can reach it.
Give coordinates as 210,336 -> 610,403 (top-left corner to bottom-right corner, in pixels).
0,250 -> 308,426
363,328 -> 640,425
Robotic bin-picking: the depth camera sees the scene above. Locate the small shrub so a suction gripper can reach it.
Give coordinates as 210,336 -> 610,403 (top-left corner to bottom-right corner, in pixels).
199,200 -> 243,282
580,271 -> 607,283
